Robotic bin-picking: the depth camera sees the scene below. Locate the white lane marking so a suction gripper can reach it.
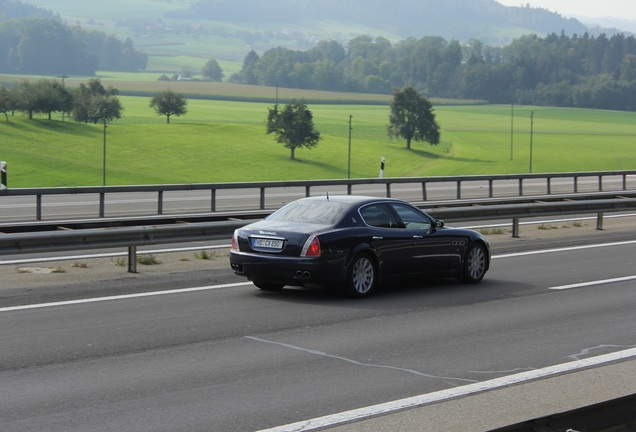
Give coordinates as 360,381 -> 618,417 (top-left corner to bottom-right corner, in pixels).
255,347 -> 636,432
493,239 -> 636,259
463,212 -> 636,231
0,282 -> 253,313
550,275 -> 636,290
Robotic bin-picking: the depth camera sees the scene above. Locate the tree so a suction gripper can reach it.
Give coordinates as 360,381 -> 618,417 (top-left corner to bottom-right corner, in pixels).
73,78 -> 123,124
201,59 -> 224,81
229,50 -> 260,84
150,90 -> 187,123
266,100 -> 321,160
0,85 -> 16,122
387,87 -> 440,149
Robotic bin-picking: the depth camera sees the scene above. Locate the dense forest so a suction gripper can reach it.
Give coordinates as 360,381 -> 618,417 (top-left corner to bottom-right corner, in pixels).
229,33 -> 636,110
0,1 -> 147,75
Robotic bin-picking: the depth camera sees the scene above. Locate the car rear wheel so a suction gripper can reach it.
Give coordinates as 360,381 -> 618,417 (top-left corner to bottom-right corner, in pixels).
344,253 -> 377,298
253,281 -> 285,291
460,243 -> 487,284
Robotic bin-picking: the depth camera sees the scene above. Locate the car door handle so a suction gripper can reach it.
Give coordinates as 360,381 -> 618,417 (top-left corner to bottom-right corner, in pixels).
413,235 -> 424,239
372,236 -> 383,240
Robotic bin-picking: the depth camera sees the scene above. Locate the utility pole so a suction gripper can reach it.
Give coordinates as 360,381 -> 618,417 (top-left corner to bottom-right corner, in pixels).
529,110 -> 534,173
103,109 -> 108,186
347,115 -> 353,179
510,102 -> 514,160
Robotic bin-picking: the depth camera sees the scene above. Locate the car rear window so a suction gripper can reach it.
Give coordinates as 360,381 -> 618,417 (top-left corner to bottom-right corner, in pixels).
268,200 -> 349,225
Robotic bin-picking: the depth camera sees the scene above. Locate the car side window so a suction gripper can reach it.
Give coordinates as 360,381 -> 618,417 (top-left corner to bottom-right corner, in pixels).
360,204 -> 400,228
389,203 -> 432,230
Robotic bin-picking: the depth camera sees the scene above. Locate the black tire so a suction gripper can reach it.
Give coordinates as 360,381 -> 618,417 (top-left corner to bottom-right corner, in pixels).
253,281 -> 285,291
343,253 -> 377,298
460,243 -> 488,284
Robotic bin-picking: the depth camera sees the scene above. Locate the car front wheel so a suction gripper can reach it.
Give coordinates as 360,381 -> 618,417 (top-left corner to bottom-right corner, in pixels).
460,243 -> 488,284
344,253 -> 377,298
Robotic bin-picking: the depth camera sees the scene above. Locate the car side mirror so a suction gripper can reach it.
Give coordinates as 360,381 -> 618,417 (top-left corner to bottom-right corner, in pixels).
434,219 -> 445,229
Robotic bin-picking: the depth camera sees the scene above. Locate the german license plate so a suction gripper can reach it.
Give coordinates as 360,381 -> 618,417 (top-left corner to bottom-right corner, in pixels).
252,238 -> 284,249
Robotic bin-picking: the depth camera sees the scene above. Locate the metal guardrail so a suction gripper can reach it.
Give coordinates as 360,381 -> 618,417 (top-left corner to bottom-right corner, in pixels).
1,197 -> 635,273
1,170 -> 634,220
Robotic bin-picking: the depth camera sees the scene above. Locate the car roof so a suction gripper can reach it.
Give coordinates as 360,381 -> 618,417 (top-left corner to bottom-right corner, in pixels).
301,195 -> 402,205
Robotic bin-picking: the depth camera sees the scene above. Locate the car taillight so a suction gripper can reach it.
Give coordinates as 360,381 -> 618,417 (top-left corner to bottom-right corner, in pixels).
231,230 -> 239,251
301,235 -> 321,257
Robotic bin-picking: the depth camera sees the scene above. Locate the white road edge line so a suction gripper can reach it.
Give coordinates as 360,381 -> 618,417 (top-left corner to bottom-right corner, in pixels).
493,239 -> 636,259
550,275 -> 636,290
255,347 -> 636,432
0,282 -> 253,313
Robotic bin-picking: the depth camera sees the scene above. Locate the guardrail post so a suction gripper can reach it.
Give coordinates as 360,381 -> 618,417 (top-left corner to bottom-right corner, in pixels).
457,181 -> 462,199
596,212 -> 604,230
422,182 -> 428,201
347,184 -> 352,195
99,193 -> 105,218
158,191 -> 164,215
623,174 -> 628,191
211,189 -> 216,212
36,195 -> 43,221
547,177 -> 552,195
519,179 -> 524,196
574,176 -> 579,193
512,218 -> 520,238
0,161 -> 6,190
305,186 -> 311,197
386,183 -> 391,198
488,180 -> 494,198
599,175 -> 603,192
128,246 -> 137,273
260,188 -> 265,209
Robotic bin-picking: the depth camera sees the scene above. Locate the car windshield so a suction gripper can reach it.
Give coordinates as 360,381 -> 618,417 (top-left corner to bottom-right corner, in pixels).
267,200 -> 350,225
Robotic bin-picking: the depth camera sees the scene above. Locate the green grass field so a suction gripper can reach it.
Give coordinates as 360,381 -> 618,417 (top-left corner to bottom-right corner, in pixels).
1,97 -> 635,188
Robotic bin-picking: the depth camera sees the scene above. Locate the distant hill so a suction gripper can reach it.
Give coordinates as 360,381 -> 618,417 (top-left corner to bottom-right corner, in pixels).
0,0 -> 58,21
19,0 -> 628,48
167,0 -> 597,45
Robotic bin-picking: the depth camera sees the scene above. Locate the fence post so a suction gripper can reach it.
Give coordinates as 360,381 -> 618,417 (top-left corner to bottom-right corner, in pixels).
99,193 -> 105,218
512,218 -> 520,238
596,212 -> 604,230
128,246 -> 137,273
0,161 -> 6,190
158,191 -> 164,215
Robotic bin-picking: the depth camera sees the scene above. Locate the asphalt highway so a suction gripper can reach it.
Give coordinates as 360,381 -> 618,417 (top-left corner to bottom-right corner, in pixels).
0,220 -> 635,431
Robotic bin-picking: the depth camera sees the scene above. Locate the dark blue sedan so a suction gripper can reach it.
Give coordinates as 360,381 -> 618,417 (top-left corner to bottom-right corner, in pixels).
230,195 -> 490,298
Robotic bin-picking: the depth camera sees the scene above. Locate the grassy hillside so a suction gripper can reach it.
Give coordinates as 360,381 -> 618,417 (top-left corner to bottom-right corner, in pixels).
2,98 -> 635,188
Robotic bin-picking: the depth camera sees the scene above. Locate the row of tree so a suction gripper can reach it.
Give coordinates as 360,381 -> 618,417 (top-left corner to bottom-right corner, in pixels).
0,17 -> 147,75
230,32 -> 636,110
0,79 -> 193,125
0,78 -> 123,123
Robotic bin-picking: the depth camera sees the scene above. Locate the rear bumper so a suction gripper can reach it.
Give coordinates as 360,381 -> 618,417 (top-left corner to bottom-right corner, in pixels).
230,251 -> 346,287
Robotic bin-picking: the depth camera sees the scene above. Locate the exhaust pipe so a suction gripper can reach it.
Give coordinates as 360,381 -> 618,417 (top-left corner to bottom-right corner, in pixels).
295,270 -> 312,279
